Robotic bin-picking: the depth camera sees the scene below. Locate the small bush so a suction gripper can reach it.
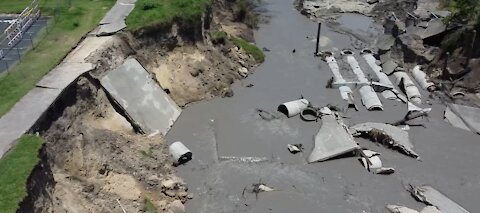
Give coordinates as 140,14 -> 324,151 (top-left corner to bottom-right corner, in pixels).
143,198 -> 157,213
211,31 -> 227,45
230,37 -> 265,63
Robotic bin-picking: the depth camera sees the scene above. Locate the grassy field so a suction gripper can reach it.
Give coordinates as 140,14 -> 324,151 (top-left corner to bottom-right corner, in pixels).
0,0 -> 116,117
0,135 -> 44,213
231,36 -> 265,63
126,0 -> 211,31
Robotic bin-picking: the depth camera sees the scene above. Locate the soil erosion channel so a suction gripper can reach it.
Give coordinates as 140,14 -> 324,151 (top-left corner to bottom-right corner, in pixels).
167,0 -> 480,212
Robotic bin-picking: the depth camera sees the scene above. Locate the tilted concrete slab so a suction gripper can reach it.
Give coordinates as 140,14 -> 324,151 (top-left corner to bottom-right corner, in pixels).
0,88 -> 62,157
101,58 -> 181,135
36,63 -> 94,89
308,115 -> 359,163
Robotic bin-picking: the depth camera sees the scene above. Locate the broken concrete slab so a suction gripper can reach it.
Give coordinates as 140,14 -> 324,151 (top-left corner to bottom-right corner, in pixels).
382,59 -> 399,75
386,205 -> 442,213
409,185 -> 471,213
97,21 -> 127,36
36,63 -> 94,89
0,88 -> 62,157
350,122 -> 419,159
95,0 -> 136,35
308,115 -> 359,163
64,36 -> 115,63
101,58 -> 181,135
376,34 -> 396,52
418,19 -> 446,39
444,104 -> 480,134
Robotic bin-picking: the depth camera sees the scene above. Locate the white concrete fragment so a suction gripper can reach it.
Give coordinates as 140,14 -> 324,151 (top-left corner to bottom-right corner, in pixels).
278,99 -> 310,117
386,205 -> 420,213
324,52 -> 347,86
287,144 -> 302,153
412,65 -> 434,91
360,155 -> 382,170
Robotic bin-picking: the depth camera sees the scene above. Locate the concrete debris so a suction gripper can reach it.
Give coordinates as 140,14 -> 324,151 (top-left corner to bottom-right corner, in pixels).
319,106 -> 333,115
169,141 -> 193,166
412,65 -> 435,91
392,102 -> 431,126
444,104 -> 480,134
394,71 -> 422,104
168,200 -> 186,213
397,33 -> 427,63
359,149 -> 395,175
350,122 -> 419,159
100,58 -> 182,135
287,144 -> 303,154
258,184 -> 275,192
386,205 -> 442,213
308,114 -> 359,163
409,185 -> 471,213
324,52 -> 347,87
278,99 -> 310,117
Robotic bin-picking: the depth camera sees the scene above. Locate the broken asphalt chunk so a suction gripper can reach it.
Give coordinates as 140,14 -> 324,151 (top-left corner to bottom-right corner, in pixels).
409,185 -> 470,213
350,122 -> 420,159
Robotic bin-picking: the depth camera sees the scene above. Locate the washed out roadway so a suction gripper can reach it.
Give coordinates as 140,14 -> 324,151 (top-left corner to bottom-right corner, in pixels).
166,0 -> 480,212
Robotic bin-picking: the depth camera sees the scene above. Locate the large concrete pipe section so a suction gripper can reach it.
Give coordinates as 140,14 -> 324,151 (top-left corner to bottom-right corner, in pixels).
342,50 -> 383,110
394,71 -> 421,104
412,65 -> 435,91
361,49 -> 399,100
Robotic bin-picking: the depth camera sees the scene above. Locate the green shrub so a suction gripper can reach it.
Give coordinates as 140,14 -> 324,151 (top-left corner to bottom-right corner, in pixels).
230,37 -> 265,63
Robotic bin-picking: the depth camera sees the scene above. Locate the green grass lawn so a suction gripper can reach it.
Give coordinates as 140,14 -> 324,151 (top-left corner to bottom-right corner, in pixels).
126,0 -> 211,31
0,0 -> 116,117
0,135 -> 44,213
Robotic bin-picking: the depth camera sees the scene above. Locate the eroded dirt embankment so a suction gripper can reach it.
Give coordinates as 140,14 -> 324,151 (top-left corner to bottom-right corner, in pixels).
19,0 -> 262,212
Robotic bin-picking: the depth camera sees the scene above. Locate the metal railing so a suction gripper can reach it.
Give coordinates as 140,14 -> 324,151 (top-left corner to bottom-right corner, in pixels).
0,0 -> 40,60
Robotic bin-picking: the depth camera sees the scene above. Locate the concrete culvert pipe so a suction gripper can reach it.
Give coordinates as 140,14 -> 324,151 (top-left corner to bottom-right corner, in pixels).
300,108 -> 319,121
169,141 -> 192,165
278,99 -> 310,117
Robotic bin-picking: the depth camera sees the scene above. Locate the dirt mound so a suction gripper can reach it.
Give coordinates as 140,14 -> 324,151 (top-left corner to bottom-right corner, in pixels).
34,77 -> 189,212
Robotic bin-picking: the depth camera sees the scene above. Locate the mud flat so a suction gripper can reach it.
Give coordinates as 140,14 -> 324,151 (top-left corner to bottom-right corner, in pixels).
167,0 -> 480,212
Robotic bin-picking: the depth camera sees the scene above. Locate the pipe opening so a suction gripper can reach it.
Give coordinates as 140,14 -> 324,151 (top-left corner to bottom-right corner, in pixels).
361,49 -> 373,54
341,50 -> 354,55
277,104 -> 289,116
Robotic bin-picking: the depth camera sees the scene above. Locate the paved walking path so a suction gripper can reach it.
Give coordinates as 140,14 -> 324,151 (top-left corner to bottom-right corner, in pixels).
0,0 -> 135,158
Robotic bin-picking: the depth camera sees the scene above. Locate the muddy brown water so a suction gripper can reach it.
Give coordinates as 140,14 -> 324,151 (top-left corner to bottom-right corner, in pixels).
166,1 -> 480,212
